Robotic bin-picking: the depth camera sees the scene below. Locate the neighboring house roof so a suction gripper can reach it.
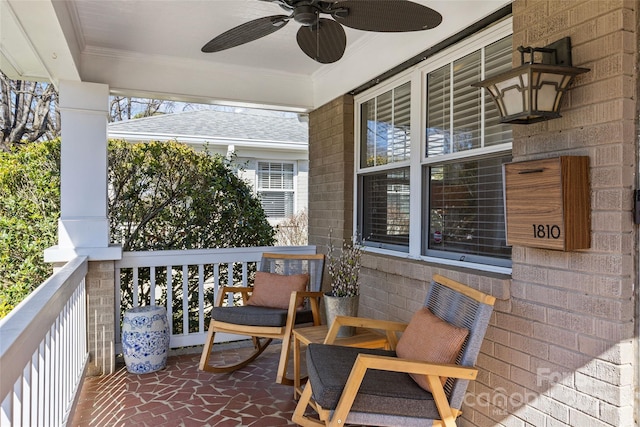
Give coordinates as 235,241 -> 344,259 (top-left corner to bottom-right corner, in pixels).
108,109 -> 308,152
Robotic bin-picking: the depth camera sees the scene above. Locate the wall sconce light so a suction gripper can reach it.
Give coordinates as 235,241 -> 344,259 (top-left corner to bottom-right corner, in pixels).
472,37 -> 589,124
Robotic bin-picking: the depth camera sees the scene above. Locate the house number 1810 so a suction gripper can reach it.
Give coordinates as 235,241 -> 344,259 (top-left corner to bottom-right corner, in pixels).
532,224 -> 561,239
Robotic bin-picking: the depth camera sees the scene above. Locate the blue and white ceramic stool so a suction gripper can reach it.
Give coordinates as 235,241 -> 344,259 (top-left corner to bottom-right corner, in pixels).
122,305 -> 170,374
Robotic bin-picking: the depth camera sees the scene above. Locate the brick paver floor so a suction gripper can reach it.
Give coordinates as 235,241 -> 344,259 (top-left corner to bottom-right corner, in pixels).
71,343 -> 301,426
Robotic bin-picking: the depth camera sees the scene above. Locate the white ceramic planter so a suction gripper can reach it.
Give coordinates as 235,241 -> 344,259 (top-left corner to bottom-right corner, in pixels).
122,305 -> 170,374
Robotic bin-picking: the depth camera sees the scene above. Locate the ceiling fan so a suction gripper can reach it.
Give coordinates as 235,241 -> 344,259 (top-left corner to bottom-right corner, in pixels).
201,0 -> 443,64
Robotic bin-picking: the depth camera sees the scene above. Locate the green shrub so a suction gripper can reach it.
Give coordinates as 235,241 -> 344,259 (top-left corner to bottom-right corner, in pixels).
108,140 -> 275,331
0,139 -> 275,318
108,139 -> 274,251
0,140 -> 60,317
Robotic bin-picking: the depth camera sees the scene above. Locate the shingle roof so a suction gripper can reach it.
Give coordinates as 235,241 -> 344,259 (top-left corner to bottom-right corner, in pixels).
108,109 -> 308,144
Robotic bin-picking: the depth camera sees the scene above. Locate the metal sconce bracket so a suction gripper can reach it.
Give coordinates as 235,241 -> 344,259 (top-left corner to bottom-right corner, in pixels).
521,37 -> 573,66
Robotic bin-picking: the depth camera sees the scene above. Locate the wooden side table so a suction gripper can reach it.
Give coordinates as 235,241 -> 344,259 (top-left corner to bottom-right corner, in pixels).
292,325 -> 389,399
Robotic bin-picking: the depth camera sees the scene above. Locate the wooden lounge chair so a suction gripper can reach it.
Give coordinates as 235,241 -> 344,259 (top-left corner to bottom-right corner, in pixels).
199,252 -> 325,385
292,274 -> 496,427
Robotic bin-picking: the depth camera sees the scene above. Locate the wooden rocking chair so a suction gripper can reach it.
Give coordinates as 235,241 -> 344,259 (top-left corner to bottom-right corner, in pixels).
293,274 -> 495,427
199,252 -> 325,385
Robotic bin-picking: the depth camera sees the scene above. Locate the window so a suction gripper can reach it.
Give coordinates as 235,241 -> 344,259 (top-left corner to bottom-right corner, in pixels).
356,24 -> 513,269
257,162 -> 294,218
426,156 -> 511,262
360,82 -> 411,168
361,168 -> 410,250
424,35 -> 512,266
359,82 -> 411,251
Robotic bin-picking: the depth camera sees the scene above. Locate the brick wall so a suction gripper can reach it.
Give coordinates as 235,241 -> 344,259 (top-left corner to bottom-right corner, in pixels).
308,95 -> 354,291
85,260 -> 116,376
483,1 -> 637,426
306,1 -> 638,425
358,254 -> 511,322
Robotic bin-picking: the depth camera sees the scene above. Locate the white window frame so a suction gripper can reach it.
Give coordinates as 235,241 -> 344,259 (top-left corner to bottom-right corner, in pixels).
354,18 -> 513,274
256,161 -> 296,219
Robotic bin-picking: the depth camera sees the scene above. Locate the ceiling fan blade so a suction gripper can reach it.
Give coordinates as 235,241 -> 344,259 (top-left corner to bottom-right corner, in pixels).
202,15 -> 290,53
296,18 -> 347,64
332,0 -> 442,32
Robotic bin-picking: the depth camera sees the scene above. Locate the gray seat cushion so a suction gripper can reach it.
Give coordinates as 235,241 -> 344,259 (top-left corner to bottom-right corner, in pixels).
306,344 -> 441,419
212,306 -> 314,327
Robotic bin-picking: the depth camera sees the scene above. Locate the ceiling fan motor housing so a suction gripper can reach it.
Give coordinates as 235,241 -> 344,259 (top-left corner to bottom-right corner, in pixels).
293,5 -> 319,26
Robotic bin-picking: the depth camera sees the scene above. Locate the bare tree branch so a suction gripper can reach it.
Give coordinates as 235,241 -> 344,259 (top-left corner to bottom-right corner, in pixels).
0,70 -> 182,151
109,96 -> 175,122
0,71 -> 60,151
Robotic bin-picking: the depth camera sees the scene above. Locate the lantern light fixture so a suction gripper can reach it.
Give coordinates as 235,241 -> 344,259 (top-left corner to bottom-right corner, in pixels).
472,37 -> 589,124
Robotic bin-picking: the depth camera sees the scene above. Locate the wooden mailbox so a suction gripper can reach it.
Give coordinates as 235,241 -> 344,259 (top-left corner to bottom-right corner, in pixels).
504,156 -> 590,251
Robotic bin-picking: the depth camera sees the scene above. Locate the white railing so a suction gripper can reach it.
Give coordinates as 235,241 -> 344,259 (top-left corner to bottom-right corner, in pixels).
115,245 -> 316,351
0,256 -> 88,427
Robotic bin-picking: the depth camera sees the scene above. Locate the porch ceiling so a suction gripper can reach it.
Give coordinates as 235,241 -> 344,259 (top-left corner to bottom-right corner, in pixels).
1,0 -> 510,111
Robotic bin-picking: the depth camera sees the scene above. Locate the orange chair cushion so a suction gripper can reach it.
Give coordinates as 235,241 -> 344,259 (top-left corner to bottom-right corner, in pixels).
396,308 -> 469,392
247,271 -> 309,310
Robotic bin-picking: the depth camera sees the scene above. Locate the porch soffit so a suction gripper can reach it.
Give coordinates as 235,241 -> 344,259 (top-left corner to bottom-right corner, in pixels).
0,0 -> 80,83
1,0 -> 511,111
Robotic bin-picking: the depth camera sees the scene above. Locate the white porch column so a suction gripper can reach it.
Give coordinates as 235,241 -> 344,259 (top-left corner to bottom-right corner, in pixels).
44,81 -> 121,375
44,80 -> 121,262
